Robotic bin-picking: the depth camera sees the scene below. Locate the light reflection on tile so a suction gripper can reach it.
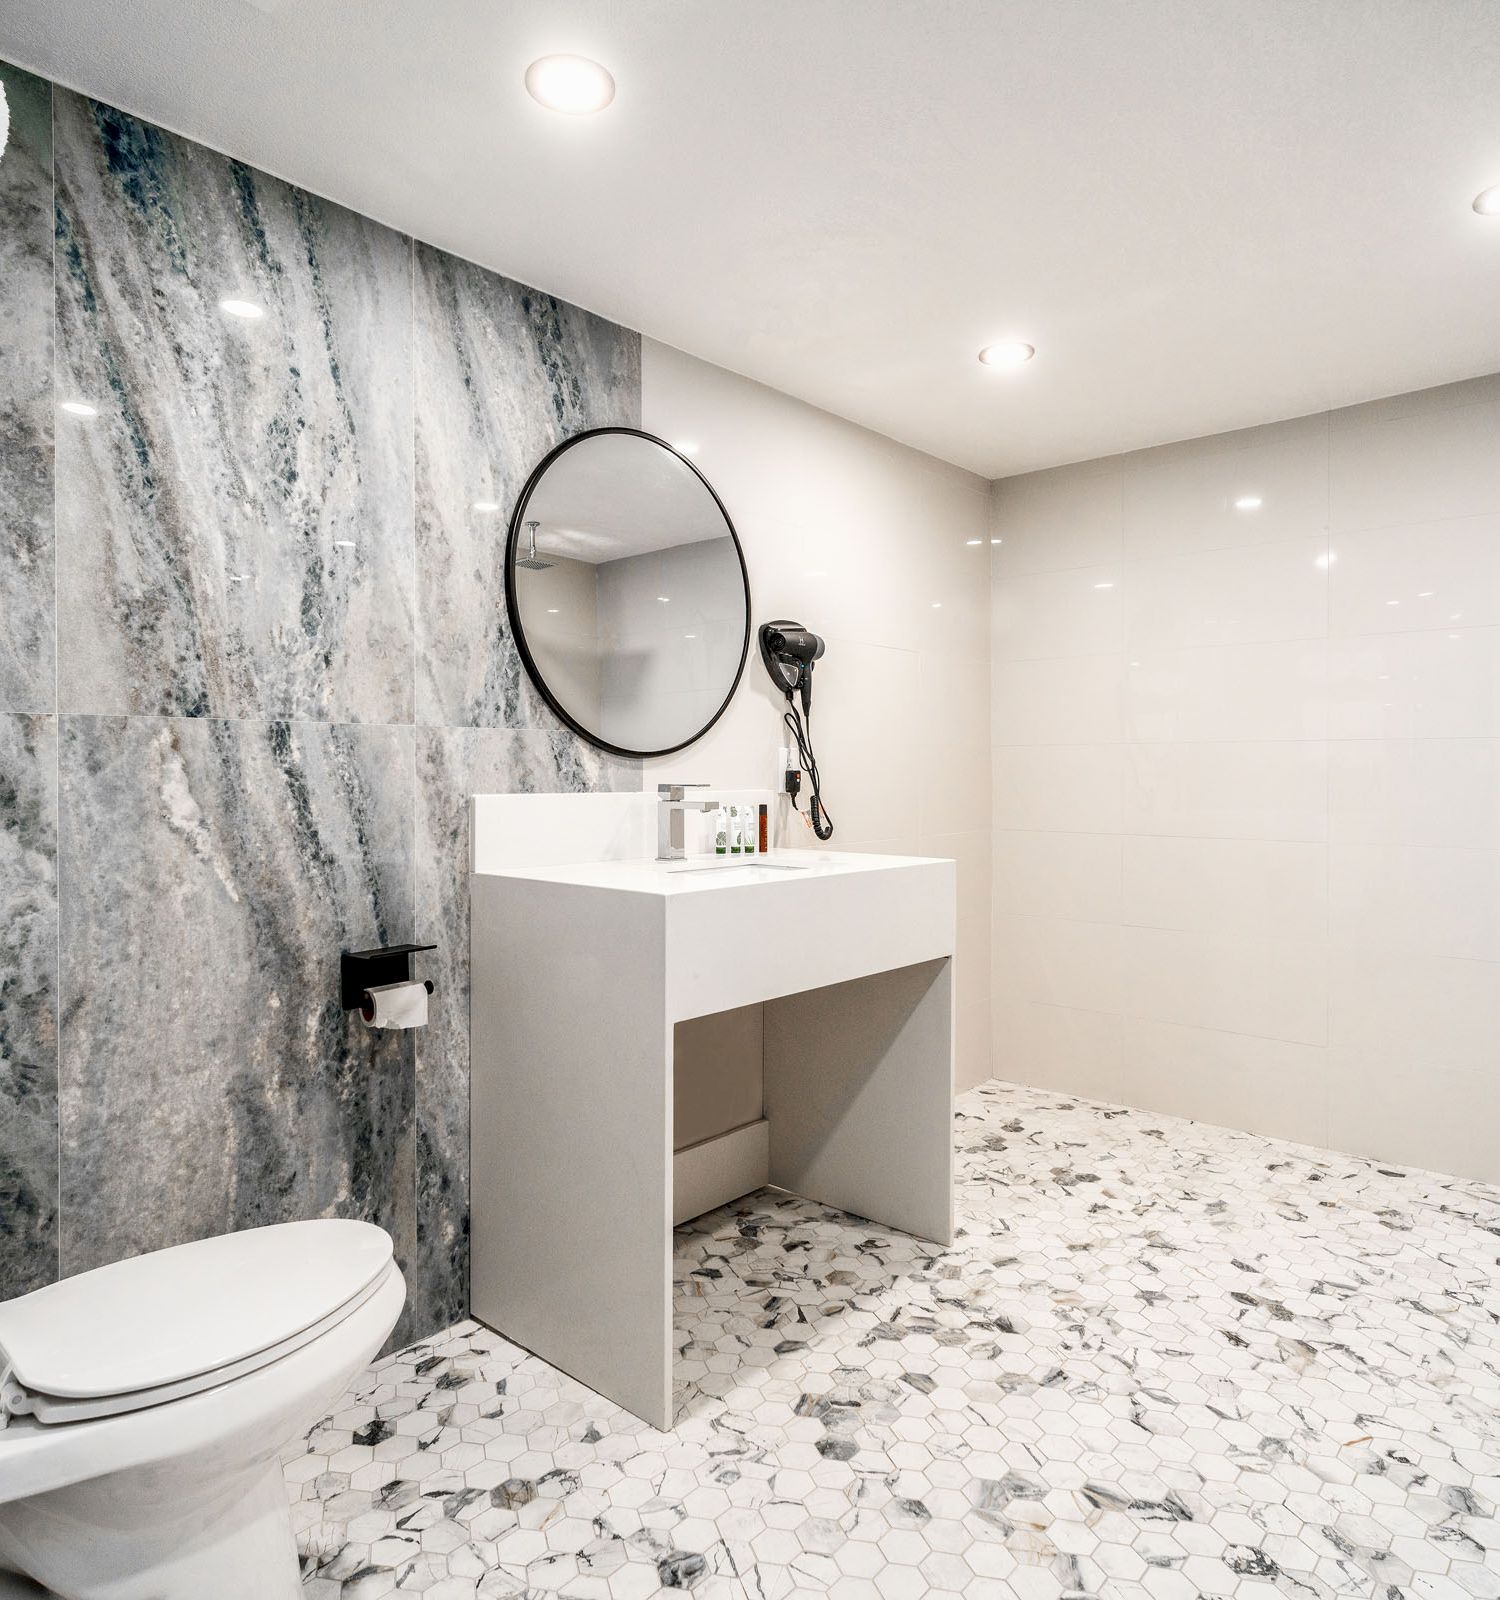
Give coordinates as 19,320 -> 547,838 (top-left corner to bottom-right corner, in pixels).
53,91 -> 415,722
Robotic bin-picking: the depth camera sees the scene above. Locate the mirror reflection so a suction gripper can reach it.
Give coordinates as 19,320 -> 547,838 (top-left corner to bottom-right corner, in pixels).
508,430 -> 750,756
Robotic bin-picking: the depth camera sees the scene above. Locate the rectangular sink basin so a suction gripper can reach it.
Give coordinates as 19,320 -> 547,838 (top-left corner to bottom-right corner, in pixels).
666,858 -> 811,875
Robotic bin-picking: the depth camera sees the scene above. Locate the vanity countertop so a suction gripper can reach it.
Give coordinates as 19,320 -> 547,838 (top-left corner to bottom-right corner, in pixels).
477,848 -> 946,896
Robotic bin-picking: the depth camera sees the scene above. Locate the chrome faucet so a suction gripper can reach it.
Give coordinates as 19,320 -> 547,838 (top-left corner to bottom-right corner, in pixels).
657,783 -> 718,861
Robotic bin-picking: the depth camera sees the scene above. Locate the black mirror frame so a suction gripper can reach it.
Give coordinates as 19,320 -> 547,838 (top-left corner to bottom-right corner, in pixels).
504,427 -> 753,760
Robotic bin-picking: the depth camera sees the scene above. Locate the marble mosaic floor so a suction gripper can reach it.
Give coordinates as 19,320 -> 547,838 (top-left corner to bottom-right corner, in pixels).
285,1081 -> 1500,1600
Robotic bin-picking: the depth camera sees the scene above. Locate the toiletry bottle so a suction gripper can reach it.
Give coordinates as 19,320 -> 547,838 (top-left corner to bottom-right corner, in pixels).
758,803 -> 769,853
714,805 -> 727,855
744,805 -> 757,855
730,805 -> 743,853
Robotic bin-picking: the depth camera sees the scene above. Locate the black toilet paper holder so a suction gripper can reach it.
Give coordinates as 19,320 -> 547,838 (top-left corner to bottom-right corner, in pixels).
340,944 -> 436,1011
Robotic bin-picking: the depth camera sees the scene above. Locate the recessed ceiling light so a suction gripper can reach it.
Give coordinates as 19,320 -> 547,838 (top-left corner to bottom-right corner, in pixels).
1233,494 -> 1263,511
931,602 -> 943,609
966,538 -> 983,546
525,55 -> 615,115
978,340 -> 1035,370
990,537 -> 1002,545
1093,581 -> 1115,590
472,500 -> 501,513
60,400 -> 97,417
547,608 -> 559,614
219,298 -> 265,320
1473,185 -> 1500,215
657,595 -> 670,603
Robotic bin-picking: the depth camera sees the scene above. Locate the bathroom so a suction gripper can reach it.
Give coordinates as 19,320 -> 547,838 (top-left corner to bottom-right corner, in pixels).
0,3 -> 1496,1596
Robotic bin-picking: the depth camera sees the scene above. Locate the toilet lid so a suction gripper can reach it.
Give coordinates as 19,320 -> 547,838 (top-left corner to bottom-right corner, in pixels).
0,1220 -> 393,1401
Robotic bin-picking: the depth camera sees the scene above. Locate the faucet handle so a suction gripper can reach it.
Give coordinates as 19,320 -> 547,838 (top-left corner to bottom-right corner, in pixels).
657,782 -> 709,801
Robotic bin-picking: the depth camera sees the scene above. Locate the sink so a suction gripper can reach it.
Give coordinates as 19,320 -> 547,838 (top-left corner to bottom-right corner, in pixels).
666,857 -> 811,875
469,791 -> 957,1430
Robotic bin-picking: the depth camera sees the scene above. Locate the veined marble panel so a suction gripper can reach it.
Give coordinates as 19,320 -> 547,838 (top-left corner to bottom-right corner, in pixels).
412,726 -> 638,1337
414,246 -> 640,730
58,716 -> 416,1297
53,92 -> 414,724
0,64 -> 55,713
0,714 -> 59,1298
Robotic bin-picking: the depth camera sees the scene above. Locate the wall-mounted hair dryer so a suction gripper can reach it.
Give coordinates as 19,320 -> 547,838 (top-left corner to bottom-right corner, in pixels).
758,622 -> 825,718
759,620 -> 833,840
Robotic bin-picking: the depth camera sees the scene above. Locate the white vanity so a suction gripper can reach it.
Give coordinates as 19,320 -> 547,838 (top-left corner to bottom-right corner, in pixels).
469,792 -> 955,1427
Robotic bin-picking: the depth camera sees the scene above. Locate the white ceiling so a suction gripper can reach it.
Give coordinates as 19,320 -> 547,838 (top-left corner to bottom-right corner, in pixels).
5,0 -> 1499,478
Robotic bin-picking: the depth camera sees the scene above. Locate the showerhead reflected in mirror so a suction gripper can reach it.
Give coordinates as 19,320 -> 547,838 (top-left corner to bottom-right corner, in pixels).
505,429 -> 751,758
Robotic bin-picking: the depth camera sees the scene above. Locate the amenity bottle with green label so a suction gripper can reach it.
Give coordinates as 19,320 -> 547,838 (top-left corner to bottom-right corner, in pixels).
714,805 -> 727,855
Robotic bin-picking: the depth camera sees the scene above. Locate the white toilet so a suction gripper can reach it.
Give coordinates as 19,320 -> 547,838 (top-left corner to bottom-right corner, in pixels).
0,1219 -> 404,1600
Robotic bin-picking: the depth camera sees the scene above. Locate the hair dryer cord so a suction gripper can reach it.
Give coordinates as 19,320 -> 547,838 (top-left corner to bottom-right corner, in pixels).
784,704 -> 833,841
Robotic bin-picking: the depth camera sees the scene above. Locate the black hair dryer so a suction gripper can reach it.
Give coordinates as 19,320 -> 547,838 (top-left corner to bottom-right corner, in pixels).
759,621 -> 825,717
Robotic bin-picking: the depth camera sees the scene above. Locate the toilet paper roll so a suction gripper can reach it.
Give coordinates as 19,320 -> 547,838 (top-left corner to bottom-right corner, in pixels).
361,980 -> 429,1029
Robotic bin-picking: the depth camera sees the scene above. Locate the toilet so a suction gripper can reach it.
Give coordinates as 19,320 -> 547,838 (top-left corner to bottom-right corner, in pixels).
0,1219 -> 404,1600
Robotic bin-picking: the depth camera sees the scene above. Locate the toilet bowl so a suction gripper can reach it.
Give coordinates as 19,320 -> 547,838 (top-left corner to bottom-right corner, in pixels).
0,1219 -> 404,1600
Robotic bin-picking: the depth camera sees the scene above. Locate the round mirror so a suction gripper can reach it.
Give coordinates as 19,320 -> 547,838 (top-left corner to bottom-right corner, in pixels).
506,429 -> 751,758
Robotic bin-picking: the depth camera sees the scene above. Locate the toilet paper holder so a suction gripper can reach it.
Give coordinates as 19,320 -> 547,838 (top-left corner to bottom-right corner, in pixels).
340,943 -> 436,1011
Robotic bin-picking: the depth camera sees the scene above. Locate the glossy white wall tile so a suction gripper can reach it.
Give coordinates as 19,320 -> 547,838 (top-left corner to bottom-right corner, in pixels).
1326,1051 -> 1498,1181
1124,539 -> 1327,650
1329,842 -> 1500,962
1329,515 -> 1500,636
993,914 -> 1125,1014
1121,416 -> 1329,562
1328,738 -> 1500,849
1122,924 -> 1326,1046
992,373 -> 1500,1184
1121,835 -> 1326,939
993,654 -> 1123,746
993,743 -> 1124,834
990,998 -> 1125,1101
992,565 -> 1124,661
1125,640 -> 1328,743
1330,393 -> 1500,532
1329,943 -> 1500,1073
1121,1019 -> 1329,1149
993,831 -> 1123,923
1123,741 -> 1328,841
1326,628 -> 1500,740
991,462 -> 1122,576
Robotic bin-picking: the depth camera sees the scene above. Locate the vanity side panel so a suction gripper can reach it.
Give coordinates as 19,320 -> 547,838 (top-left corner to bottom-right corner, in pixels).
470,874 -> 671,1426
765,957 -> 955,1246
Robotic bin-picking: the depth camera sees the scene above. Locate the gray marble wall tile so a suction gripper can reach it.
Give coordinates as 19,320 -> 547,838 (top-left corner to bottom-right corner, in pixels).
411,726 -> 637,1336
0,714 -> 59,1298
5,62 -> 652,1337
0,64 -> 55,714
57,716 -> 416,1290
53,92 -> 414,724
413,246 -> 641,730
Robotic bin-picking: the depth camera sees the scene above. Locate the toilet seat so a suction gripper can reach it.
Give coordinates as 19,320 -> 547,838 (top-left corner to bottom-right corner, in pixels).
0,1220 -> 394,1427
